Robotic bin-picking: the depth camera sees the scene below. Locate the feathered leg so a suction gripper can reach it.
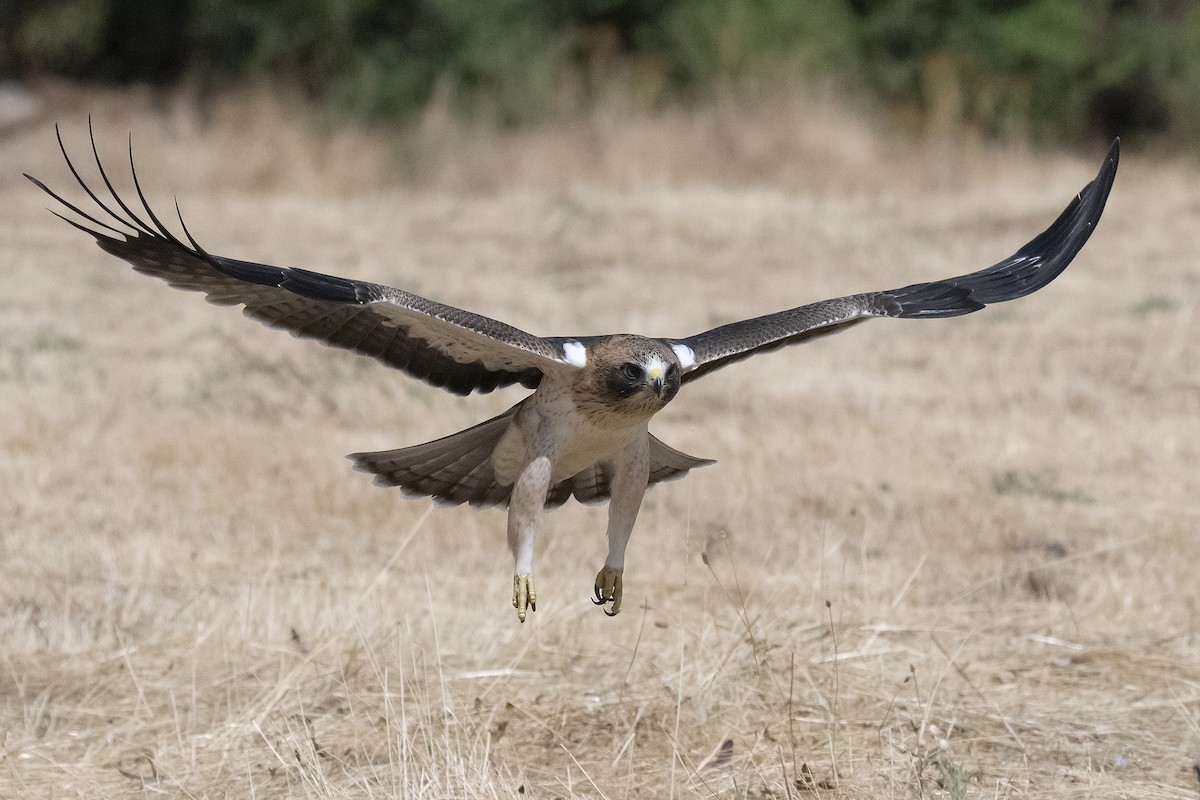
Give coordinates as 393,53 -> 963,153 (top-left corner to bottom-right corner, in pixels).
593,433 -> 650,616
508,455 -> 552,622
505,409 -> 559,623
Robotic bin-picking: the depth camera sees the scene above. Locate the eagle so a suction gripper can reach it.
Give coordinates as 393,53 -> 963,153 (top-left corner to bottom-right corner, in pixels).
28,125 -> 1119,622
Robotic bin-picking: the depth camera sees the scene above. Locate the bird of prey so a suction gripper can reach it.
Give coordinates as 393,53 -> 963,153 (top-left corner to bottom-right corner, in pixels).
29,126 -> 1119,622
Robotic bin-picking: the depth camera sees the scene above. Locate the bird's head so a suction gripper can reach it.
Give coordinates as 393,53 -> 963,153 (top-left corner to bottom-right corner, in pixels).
571,335 -> 682,421
607,350 -> 680,403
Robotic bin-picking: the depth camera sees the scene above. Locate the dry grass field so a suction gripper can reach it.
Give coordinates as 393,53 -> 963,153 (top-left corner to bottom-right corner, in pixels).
3,85 -> 1200,798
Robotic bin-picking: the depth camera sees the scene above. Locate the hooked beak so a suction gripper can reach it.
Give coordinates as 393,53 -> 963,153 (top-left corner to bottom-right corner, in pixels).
648,365 -> 665,397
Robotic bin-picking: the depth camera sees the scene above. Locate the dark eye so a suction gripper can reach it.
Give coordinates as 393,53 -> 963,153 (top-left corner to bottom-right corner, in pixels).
666,363 -> 679,379
619,362 -> 642,381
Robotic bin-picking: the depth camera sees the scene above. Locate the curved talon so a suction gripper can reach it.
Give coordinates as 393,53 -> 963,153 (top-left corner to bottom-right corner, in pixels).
512,574 -> 537,623
593,566 -> 624,616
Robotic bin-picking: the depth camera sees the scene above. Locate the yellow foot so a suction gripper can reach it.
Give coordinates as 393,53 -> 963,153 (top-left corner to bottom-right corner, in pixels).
592,566 -> 623,616
512,573 -> 537,623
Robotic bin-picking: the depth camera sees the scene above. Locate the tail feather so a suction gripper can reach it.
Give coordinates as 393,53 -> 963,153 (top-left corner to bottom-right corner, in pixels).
349,411 -> 715,510
554,461 -> 614,507
647,436 -> 717,484
558,435 -> 716,506
349,407 -> 516,508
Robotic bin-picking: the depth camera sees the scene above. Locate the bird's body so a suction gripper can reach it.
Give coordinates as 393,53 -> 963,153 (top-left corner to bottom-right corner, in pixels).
29,125 -> 1119,622
347,332 -> 691,618
495,385 -> 643,487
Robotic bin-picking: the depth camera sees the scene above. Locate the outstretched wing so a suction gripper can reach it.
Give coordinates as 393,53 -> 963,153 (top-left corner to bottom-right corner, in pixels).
668,140 -> 1120,384
27,123 -> 590,396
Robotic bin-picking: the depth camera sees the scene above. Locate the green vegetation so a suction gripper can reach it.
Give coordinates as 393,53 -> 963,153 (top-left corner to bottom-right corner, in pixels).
4,0 -> 1198,142
1130,294 -> 1179,316
992,469 -> 1094,505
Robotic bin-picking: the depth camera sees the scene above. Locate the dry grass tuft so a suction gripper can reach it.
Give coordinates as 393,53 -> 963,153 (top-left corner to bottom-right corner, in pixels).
3,84 -> 1200,798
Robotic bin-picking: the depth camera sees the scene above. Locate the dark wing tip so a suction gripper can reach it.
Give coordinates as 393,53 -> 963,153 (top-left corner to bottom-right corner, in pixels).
886,141 -> 1119,319
32,125 -> 196,247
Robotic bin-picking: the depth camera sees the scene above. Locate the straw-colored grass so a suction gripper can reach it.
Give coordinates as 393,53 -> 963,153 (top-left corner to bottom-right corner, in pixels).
3,84 -> 1200,798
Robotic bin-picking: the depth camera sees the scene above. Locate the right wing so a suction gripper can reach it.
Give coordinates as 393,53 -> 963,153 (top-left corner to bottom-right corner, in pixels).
28,123 -> 593,396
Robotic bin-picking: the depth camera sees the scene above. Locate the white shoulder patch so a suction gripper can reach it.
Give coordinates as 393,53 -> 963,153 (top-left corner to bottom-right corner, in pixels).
562,341 -> 588,367
671,343 -> 696,369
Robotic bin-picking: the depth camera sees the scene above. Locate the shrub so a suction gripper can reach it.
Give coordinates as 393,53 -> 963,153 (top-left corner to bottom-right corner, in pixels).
4,0 -> 1199,142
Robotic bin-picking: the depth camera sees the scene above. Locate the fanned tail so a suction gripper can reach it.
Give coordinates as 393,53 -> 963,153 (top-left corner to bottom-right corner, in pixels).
550,435 -> 715,507
349,407 -> 518,508
349,411 -> 714,510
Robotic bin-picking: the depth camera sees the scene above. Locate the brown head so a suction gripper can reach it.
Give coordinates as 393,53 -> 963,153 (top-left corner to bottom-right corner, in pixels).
571,334 -> 682,423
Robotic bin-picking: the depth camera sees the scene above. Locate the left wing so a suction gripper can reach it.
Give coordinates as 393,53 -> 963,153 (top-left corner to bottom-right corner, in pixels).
28,123 -> 594,396
667,139 -> 1120,384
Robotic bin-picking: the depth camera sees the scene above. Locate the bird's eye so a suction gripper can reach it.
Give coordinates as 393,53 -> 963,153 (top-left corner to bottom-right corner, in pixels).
666,363 -> 679,379
619,362 -> 642,381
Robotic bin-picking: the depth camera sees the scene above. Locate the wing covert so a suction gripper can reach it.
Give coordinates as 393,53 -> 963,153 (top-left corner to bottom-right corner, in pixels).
29,122 -> 583,396
668,139 -> 1120,384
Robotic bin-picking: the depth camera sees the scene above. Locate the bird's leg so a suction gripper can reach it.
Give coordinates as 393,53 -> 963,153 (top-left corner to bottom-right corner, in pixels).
508,455 -> 552,622
593,436 -> 650,616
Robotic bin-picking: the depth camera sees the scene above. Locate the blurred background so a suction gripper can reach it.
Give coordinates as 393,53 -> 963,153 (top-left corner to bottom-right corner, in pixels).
6,5 -> 1200,797
1,0 -> 1193,148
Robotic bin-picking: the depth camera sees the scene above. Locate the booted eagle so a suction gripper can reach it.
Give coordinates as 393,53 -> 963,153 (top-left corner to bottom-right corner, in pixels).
29,126 -> 1119,621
